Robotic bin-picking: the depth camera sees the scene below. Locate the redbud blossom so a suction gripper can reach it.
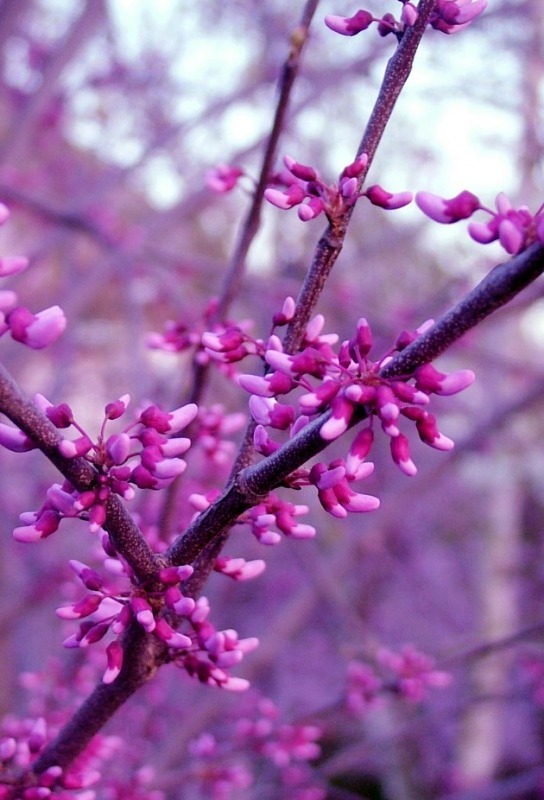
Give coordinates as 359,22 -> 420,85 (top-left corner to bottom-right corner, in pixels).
214,556 -> 266,581
206,164 -> 244,193
415,190 -> 480,223
0,423 -> 35,452
430,0 -> 487,33
103,640 -> 123,684
325,10 -> 373,36
365,185 -> 413,210
272,296 -> 296,326
7,304 -> 66,349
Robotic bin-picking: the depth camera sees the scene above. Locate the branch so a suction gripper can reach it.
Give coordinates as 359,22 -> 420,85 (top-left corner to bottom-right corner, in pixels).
0,363 -> 160,583
169,242 -> 544,567
30,623 -> 165,776
282,0 -> 437,354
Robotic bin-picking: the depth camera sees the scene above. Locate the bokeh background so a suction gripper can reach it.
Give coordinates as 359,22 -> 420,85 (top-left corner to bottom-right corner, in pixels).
0,1 -> 543,798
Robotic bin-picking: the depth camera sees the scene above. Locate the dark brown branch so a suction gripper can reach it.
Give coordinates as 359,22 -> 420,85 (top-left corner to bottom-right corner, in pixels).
282,0 -> 437,354
30,622 -> 165,776
159,0 -> 320,538
170,242 -> 544,568
0,363 -> 159,583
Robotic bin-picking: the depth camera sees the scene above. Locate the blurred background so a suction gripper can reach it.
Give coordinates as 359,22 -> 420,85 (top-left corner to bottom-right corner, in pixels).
0,1 -> 543,798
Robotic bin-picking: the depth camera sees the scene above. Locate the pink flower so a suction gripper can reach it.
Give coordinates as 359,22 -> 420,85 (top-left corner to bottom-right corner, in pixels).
378,645 -> 452,701
0,423 -> 35,452
365,184 -> 412,210
206,164 -> 244,193
103,640 -> 123,684
325,10 -> 374,36
7,304 -> 66,349
214,556 -> 266,581
415,190 -> 480,223
430,0 -> 487,33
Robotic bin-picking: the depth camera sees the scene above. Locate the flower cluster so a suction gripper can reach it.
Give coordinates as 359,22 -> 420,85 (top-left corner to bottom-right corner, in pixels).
264,154 -> 412,222
0,664 -> 164,800
237,313 -> 474,516
346,645 -> 452,714
416,190 -> 544,255
56,560 -> 258,690
190,489 -> 317,545
7,395 -> 198,542
188,698 -> 325,800
325,0 -> 486,38
0,203 -> 65,349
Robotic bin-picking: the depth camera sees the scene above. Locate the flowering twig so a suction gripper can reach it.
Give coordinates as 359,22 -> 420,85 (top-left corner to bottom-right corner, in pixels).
169,241 -> 544,568
158,1 -> 319,541
0,363 -> 160,583
282,0 -> 437,354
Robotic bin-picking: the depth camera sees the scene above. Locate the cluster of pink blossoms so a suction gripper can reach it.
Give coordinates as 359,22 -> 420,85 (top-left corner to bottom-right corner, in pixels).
223,310 -> 475,517
188,697 -> 324,800
190,487 -> 317,545
416,189 -> 544,255
0,665 -> 165,799
325,0 -> 486,38
3,395 -> 198,542
0,204 -> 65,349
346,645 -> 452,715
0,685 -> 120,799
264,154 -> 412,222
202,303 -> 474,521
56,559 -> 259,690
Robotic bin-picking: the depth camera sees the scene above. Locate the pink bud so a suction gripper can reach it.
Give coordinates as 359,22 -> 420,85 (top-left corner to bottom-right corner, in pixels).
298,197 -> 325,221
58,435 -> 93,458
166,403 -> 199,433
106,432 -> 131,464
498,218 -> 524,254
284,155 -> 317,182
131,597 -> 156,632
320,395 -> 355,440
401,2 -> 418,25
365,185 -> 412,210
0,423 -> 35,452
105,394 -> 130,420
325,10 -> 373,35
416,190 -> 480,223
345,427 -> 374,478
69,559 -> 104,591
8,305 -> 66,349
355,317 -> 373,356
205,164 -> 244,193
390,433 -> 417,476
214,556 -> 266,581
264,184 -> 305,209
103,640 -> 123,684
333,480 -> 380,513
272,296 -> 296,326
154,617 -> 191,649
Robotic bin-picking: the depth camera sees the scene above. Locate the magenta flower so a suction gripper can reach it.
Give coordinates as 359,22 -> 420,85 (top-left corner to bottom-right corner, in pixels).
378,645 -> 452,701
206,163 -> 245,193
365,184 -> 413,210
265,154 -> 379,223
430,0 -> 487,33
415,189 -> 481,223
6,304 -> 66,349
325,10 -> 374,36
418,188 -> 544,255
214,556 -> 266,581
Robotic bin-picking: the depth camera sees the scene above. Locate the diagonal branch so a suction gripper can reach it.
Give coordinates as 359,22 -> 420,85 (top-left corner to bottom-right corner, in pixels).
169,242 -> 544,568
0,363 -> 160,582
